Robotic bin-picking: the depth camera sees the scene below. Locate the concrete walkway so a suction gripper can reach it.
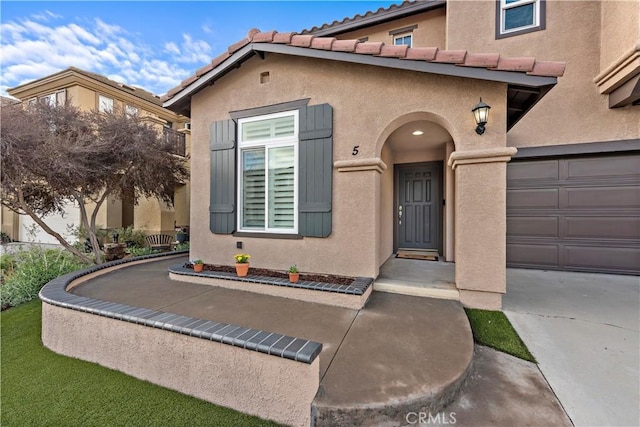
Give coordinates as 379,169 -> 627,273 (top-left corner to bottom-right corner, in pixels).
504,268 -> 640,427
70,256 -> 573,426
72,256 -> 473,426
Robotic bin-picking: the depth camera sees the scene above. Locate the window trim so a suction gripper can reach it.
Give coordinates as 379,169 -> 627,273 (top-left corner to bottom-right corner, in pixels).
125,104 -> 139,117
393,33 -> 413,47
98,94 -> 114,113
496,0 -> 546,39
236,110 -> 299,234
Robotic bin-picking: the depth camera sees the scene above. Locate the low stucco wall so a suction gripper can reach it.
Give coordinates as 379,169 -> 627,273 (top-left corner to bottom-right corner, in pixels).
42,302 -> 319,427
169,271 -> 373,310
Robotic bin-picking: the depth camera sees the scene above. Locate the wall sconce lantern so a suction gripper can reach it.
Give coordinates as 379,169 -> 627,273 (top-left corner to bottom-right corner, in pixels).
472,98 -> 491,135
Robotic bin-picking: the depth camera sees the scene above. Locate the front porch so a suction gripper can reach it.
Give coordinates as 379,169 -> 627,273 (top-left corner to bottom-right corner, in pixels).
374,254 -> 458,301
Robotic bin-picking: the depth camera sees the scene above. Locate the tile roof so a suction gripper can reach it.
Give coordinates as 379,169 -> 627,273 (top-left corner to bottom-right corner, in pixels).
301,0 -> 446,36
161,29 -> 566,104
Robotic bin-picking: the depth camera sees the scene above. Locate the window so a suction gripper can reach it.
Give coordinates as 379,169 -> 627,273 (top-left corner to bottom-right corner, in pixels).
125,104 -> 138,117
98,95 -> 113,113
237,111 -> 298,233
39,90 -> 66,106
394,34 -> 413,47
497,0 -> 545,38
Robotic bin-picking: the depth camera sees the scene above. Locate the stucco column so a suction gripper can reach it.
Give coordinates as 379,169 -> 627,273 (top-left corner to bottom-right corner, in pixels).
448,147 -> 517,310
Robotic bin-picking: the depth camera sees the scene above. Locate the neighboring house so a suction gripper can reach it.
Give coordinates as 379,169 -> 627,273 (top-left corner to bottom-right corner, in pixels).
4,67 -> 191,244
161,0 -> 639,309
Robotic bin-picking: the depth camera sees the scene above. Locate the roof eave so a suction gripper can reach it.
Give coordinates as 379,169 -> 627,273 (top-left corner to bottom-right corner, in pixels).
306,0 -> 447,37
163,43 -> 558,114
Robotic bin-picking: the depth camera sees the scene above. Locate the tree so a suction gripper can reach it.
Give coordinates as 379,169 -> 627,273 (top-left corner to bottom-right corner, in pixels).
1,101 -> 189,264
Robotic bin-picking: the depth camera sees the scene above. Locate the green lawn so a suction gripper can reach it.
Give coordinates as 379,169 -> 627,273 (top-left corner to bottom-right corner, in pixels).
465,308 -> 536,363
1,300 -> 281,427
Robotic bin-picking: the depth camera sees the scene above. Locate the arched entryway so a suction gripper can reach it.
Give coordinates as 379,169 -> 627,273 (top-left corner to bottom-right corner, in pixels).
375,113 -> 458,297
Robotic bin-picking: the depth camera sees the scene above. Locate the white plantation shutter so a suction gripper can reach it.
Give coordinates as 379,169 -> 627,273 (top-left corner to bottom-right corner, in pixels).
242,149 -> 265,228
268,146 -> 295,229
242,115 -> 295,141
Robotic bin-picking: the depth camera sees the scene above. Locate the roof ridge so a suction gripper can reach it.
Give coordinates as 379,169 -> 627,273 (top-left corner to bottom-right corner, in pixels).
160,29 -> 566,103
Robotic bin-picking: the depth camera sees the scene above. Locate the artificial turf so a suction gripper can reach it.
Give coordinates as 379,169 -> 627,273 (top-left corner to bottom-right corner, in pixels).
464,308 -> 536,363
1,300 -> 282,427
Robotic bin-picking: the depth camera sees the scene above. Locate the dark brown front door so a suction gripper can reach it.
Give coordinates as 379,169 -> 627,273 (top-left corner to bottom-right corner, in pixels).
396,163 -> 442,252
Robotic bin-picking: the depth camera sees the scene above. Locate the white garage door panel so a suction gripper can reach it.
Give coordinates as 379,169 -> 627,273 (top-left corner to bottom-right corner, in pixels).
19,202 -> 81,244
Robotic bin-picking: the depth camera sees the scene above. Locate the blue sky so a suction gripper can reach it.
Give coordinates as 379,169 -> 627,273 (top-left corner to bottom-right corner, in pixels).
0,1 -> 400,97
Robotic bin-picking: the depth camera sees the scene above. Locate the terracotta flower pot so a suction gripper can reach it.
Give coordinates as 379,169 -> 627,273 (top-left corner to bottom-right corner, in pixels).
289,272 -> 299,283
193,263 -> 204,273
235,263 -> 250,277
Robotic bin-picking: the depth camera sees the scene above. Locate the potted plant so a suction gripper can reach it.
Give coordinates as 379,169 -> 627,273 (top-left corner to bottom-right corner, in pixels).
288,265 -> 300,283
192,259 -> 204,273
234,253 -> 250,277
176,230 -> 188,244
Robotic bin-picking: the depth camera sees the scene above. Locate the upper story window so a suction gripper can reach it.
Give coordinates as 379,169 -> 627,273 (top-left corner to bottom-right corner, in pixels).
39,90 -> 66,106
390,24 -> 417,47
125,104 -> 139,117
393,34 -> 413,47
98,95 -> 113,113
497,0 -> 545,38
237,111 -> 298,234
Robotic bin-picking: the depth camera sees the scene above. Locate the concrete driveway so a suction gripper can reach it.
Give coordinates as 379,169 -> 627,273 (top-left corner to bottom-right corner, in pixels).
504,268 -> 640,427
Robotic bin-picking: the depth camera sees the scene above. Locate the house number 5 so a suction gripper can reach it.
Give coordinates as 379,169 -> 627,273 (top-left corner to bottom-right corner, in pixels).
352,146 -> 359,156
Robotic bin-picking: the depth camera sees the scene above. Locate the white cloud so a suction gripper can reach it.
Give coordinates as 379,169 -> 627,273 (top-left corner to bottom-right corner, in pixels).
202,23 -> 213,34
31,10 -> 62,22
164,41 -> 180,55
0,13 -> 210,96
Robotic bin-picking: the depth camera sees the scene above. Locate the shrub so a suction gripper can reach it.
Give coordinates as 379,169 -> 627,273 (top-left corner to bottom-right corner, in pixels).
1,247 -> 86,310
174,242 -> 190,251
0,231 -> 12,243
126,247 -> 160,257
113,226 -> 146,248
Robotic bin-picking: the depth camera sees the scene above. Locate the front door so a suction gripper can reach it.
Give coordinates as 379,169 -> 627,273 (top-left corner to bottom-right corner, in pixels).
396,163 -> 442,252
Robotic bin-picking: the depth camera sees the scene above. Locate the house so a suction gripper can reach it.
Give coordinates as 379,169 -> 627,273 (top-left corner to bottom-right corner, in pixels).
161,0 -> 639,309
3,67 -> 192,244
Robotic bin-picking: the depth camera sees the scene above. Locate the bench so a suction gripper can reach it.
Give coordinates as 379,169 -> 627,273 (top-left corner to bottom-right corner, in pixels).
145,234 -> 175,252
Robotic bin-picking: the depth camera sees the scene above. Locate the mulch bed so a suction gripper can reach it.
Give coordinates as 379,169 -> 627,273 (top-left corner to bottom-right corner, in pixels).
184,263 -> 355,286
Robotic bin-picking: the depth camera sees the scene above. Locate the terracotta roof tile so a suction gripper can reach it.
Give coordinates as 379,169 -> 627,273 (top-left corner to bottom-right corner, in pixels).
252,30 -> 277,43
404,47 -> 438,61
332,39 -> 360,52
433,50 -> 467,64
211,51 -> 231,68
291,34 -> 315,48
195,62 -> 214,77
492,56 -> 535,72
311,37 -> 336,50
162,28 -> 565,102
228,38 -> 250,54
273,32 -> 295,44
460,53 -> 500,68
355,41 -> 384,55
528,61 -> 567,77
181,74 -> 199,87
378,44 -> 409,58
166,85 -> 182,98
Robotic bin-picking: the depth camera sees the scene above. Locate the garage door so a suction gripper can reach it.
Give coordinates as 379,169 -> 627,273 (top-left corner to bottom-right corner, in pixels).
19,202 -> 81,245
507,153 -> 640,274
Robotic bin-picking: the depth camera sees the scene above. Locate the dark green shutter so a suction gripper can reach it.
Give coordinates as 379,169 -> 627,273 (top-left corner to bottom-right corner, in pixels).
299,104 -> 333,237
210,119 -> 236,234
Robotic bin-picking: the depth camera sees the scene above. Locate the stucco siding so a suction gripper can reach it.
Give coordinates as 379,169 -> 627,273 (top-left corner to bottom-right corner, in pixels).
338,8 -> 447,49
446,0 -> 639,148
190,53 -> 507,278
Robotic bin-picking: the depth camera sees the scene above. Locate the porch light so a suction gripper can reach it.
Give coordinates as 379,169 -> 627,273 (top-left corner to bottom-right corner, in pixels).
412,130 -> 424,136
472,98 -> 491,135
